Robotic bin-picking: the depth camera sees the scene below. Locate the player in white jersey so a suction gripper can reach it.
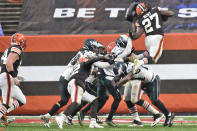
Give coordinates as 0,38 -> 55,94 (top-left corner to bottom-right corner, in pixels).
40,39 -> 98,127
0,33 -> 27,125
116,62 -> 175,127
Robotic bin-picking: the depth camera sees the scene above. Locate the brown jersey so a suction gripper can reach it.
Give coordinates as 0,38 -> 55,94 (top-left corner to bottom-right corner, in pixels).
0,45 -> 22,75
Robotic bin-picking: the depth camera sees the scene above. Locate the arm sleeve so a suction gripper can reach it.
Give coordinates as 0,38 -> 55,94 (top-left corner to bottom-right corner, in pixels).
93,61 -> 111,68
117,37 -> 132,58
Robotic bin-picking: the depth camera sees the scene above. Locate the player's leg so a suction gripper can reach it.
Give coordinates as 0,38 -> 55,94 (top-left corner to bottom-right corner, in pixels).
130,80 -> 164,126
82,92 -> 103,128
105,78 -> 121,127
146,75 -> 175,126
56,79 -> 84,129
0,73 -> 13,125
40,76 -> 69,127
0,73 -> 16,118
145,35 -> 164,63
123,81 -> 143,127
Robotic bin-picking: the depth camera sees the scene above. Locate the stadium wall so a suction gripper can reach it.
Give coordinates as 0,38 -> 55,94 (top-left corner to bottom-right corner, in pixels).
0,33 -> 197,115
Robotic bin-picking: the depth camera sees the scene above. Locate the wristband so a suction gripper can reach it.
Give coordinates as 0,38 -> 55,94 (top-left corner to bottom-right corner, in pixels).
8,71 -> 17,78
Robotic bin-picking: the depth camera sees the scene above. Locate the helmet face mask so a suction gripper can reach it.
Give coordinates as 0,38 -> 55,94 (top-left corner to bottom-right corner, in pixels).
11,33 -> 26,50
96,42 -> 105,54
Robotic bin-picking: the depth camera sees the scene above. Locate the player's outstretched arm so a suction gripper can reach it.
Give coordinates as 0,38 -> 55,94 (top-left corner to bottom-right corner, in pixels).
159,8 -> 175,17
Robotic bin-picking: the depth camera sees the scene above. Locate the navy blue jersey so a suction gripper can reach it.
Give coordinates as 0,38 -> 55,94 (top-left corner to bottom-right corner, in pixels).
138,8 -> 164,36
0,45 -> 22,75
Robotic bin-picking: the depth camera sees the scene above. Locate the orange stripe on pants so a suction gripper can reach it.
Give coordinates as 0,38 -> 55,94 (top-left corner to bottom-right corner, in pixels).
6,73 -> 11,106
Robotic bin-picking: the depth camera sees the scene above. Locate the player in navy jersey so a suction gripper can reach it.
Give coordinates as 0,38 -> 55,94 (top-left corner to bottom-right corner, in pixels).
0,33 -> 27,125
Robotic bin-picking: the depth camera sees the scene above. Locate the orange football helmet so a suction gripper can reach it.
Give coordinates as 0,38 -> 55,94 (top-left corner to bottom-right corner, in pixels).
136,3 -> 148,16
11,33 -> 26,49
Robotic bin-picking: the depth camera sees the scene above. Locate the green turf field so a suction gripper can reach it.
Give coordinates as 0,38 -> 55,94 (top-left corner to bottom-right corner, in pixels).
1,116 -> 197,131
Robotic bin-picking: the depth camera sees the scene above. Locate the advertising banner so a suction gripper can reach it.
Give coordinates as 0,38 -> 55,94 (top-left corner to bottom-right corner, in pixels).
18,0 -> 197,34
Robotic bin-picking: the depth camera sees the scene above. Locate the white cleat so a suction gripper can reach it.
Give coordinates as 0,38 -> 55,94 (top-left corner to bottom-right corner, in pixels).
89,121 -> 104,128
56,116 -> 64,129
151,113 -> 164,127
40,114 -> 51,128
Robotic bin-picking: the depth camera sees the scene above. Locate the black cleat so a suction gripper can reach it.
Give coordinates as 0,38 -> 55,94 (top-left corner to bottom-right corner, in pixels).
96,117 -> 103,124
164,112 -> 175,127
105,119 -> 117,127
151,113 -> 164,126
66,116 -> 74,125
129,119 -> 143,127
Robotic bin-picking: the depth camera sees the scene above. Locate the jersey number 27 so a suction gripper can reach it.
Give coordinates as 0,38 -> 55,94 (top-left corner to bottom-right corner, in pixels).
142,13 -> 161,33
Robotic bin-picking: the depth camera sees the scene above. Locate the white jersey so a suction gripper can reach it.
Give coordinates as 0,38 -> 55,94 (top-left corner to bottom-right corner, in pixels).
126,62 -> 155,83
111,46 -> 125,57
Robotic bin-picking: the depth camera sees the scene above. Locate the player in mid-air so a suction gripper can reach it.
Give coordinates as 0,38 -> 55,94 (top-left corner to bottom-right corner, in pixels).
0,33 -> 27,125
130,2 -> 174,64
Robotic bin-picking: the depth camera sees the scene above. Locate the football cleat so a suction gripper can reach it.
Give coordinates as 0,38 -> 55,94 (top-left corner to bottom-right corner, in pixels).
96,117 -> 103,124
55,115 -> 64,129
89,120 -> 104,128
151,113 -> 164,126
128,119 -> 143,127
105,119 -> 117,127
0,114 -> 8,126
164,112 -> 175,127
65,116 -> 73,125
40,114 -> 51,128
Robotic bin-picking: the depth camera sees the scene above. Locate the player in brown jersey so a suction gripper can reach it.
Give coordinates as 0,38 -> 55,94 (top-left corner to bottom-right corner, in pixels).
0,33 -> 27,125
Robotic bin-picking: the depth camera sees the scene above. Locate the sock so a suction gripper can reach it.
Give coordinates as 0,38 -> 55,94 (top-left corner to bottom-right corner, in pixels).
107,97 -> 121,120
64,102 -> 80,116
143,101 -> 159,115
125,101 -> 141,121
90,99 -> 98,119
153,100 -> 169,117
48,103 -> 61,116
128,106 -> 141,121
0,104 -> 9,118
7,99 -> 21,113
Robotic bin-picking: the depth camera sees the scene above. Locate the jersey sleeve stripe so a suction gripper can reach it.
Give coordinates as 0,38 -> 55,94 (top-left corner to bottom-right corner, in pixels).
11,47 -> 21,55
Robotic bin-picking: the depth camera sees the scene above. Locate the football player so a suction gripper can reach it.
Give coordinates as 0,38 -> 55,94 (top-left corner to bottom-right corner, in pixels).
40,39 -> 99,127
0,33 -> 27,125
55,55 -> 110,129
116,62 -> 175,127
130,3 -> 174,64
